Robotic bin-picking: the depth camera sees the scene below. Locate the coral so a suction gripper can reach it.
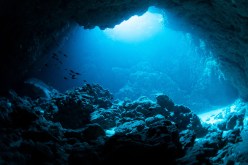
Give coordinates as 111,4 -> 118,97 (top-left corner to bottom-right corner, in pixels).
0,83 -> 246,164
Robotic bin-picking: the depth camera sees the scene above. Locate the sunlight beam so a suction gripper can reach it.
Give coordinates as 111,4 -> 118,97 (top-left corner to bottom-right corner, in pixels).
104,7 -> 165,42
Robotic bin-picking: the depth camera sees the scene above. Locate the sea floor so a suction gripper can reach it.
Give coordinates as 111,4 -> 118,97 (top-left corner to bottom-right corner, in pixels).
0,81 -> 247,164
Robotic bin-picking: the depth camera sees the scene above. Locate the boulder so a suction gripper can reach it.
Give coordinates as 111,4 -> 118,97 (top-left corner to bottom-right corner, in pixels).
156,94 -> 174,111
103,119 -> 182,164
115,120 -> 145,135
179,130 -> 196,150
91,108 -> 120,129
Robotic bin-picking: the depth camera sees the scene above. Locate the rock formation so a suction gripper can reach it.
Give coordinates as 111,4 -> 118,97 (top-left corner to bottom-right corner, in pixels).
0,83 -> 246,164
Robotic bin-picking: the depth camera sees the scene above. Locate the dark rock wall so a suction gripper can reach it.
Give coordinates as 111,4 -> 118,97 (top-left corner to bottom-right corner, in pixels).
156,0 -> 248,99
0,0 -> 151,94
1,0 -> 248,99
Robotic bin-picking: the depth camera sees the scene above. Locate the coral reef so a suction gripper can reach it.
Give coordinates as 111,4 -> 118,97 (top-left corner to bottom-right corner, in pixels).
0,83 -> 246,164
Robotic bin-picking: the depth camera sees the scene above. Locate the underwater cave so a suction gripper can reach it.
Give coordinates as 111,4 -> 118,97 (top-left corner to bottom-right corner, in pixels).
1,0 -> 248,164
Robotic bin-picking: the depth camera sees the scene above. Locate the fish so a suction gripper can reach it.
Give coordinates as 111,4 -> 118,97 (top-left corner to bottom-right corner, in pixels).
63,54 -> 68,57
71,74 -> 77,79
52,53 -> 58,57
68,69 -> 81,75
64,77 -> 68,80
44,64 -> 48,67
51,54 -> 63,64
69,69 -> 75,73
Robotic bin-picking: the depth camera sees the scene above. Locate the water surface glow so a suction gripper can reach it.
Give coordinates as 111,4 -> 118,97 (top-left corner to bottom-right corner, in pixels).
104,9 -> 164,42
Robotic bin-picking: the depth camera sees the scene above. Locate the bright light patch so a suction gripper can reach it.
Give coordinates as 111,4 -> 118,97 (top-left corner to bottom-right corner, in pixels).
230,104 -> 236,112
104,8 -> 164,42
198,100 -> 240,125
198,109 -> 224,124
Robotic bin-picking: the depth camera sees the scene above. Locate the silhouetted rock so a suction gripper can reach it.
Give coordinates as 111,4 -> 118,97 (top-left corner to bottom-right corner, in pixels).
0,97 -> 13,127
115,120 -> 146,135
18,78 -> 60,99
156,94 -> 174,111
226,110 -> 245,130
20,141 -> 54,164
103,119 -> 183,164
173,105 -> 206,137
179,130 -> 196,150
82,84 -> 113,108
46,84 -> 114,129
223,129 -> 242,144
145,114 -> 165,127
91,108 -> 121,129
82,124 -> 105,141
68,146 -> 100,165
0,83 -> 246,164
6,91 -> 39,128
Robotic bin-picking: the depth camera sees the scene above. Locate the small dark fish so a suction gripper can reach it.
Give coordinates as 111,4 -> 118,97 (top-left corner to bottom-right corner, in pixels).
58,60 -> 63,64
83,80 -> 87,82
52,53 -> 58,57
44,64 -> 48,67
69,69 -> 75,73
71,74 -> 77,79
75,72 -> 81,75
64,77 -> 68,80
63,54 -> 68,57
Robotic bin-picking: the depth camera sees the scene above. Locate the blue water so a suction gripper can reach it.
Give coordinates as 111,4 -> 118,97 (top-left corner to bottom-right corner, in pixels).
33,7 -> 238,113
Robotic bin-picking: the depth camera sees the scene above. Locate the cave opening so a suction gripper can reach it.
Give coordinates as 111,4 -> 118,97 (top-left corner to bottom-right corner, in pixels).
28,6 -> 238,114
2,1 -> 248,164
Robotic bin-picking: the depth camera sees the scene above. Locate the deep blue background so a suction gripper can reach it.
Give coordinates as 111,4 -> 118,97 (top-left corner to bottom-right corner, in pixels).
31,8 -> 238,113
